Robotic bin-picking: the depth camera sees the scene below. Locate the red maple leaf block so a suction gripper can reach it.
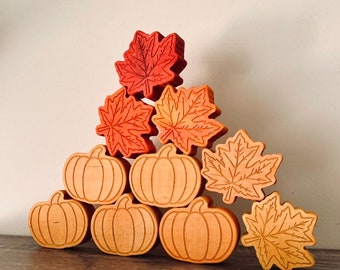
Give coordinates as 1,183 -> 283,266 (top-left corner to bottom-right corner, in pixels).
152,85 -> 227,155
201,129 -> 283,204
96,87 -> 157,158
241,192 -> 317,270
115,30 -> 187,100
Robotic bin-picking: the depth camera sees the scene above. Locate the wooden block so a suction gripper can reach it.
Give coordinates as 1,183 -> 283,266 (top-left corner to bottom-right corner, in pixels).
115,30 -> 187,100
241,192 -> 318,270
201,129 -> 283,204
152,85 -> 227,155
159,196 -> 240,264
91,193 -> 160,256
28,190 -> 94,249
63,144 -> 130,205
96,87 -> 157,158
130,143 -> 202,208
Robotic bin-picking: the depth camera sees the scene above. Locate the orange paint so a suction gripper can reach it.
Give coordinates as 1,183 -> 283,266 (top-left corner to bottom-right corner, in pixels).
152,85 -> 227,155
96,87 -> 157,158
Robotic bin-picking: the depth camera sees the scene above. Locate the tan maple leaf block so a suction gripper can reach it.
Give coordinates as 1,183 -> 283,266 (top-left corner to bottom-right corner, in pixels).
201,129 -> 283,204
241,192 -> 318,270
152,84 -> 227,155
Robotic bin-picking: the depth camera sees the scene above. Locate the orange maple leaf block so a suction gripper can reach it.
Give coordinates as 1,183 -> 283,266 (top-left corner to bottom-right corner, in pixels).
201,129 -> 283,204
115,30 -> 187,100
241,192 -> 317,270
96,87 -> 157,158
152,85 -> 227,155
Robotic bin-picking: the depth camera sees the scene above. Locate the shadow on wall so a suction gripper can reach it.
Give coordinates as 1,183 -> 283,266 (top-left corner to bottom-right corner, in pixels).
196,22 -> 335,245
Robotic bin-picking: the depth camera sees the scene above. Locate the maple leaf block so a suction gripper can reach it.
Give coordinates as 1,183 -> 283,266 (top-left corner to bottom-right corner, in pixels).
96,87 -> 156,158
201,129 -> 282,204
152,85 -> 227,155
115,30 -> 187,100
241,192 -> 317,270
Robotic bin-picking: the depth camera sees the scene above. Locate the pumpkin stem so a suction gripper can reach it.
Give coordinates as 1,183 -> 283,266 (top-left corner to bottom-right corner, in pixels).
116,194 -> 133,208
90,145 -> 106,157
50,190 -> 64,204
158,143 -> 176,157
190,197 -> 208,213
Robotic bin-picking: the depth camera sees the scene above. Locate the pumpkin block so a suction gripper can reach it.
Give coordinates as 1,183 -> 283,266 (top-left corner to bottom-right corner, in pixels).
91,193 -> 160,256
28,190 -> 94,249
130,143 -> 202,208
63,144 -> 130,205
159,196 -> 240,264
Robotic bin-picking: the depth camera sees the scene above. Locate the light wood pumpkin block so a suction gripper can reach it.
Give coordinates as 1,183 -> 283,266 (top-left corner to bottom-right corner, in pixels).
159,196 -> 240,264
91,193 -> 160,256
130,143 -> 202,208
63,144 -> 130,205
28,190 -> 94,249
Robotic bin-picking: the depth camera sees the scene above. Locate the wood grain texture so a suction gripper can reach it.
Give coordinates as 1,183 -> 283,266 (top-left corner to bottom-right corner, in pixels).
63,144 -> 130,205
201,129 -> 283,204
242,191 -> 318,270
152,85 -> 227,155
91,193 -> 160,256
28,190 -> 94,249
1,235 -> 339,270
115,30 -> 187,100
159,196 -> 240,264
130,143 -> 202,208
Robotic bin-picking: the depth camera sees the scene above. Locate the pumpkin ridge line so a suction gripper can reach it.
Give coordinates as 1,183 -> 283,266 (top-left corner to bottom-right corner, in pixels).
206,212 -> 223,260
72,156 -> 85,200
168,158 -> 176,204
46,204 -> 55,246
134,208 -> 148,252
132,157 -> 149,203
103,159 -> 117,202
34,205 -> 49,246
82,157 -> 92,201
61,202 -> 71,246
106,208 -> 116,252
96,158 -> 106,202
169,212 -> 183,259
69,202 -> 85,245
172,157 -> 187,204
93,209 -> 108,252
121,207 -> 135,254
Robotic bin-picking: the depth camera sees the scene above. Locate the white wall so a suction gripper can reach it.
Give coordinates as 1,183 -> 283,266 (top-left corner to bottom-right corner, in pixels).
1,0 -> 339,249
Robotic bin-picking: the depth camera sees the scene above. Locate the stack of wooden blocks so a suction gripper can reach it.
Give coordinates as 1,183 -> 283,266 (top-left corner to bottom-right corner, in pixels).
28,31 -> 317,270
